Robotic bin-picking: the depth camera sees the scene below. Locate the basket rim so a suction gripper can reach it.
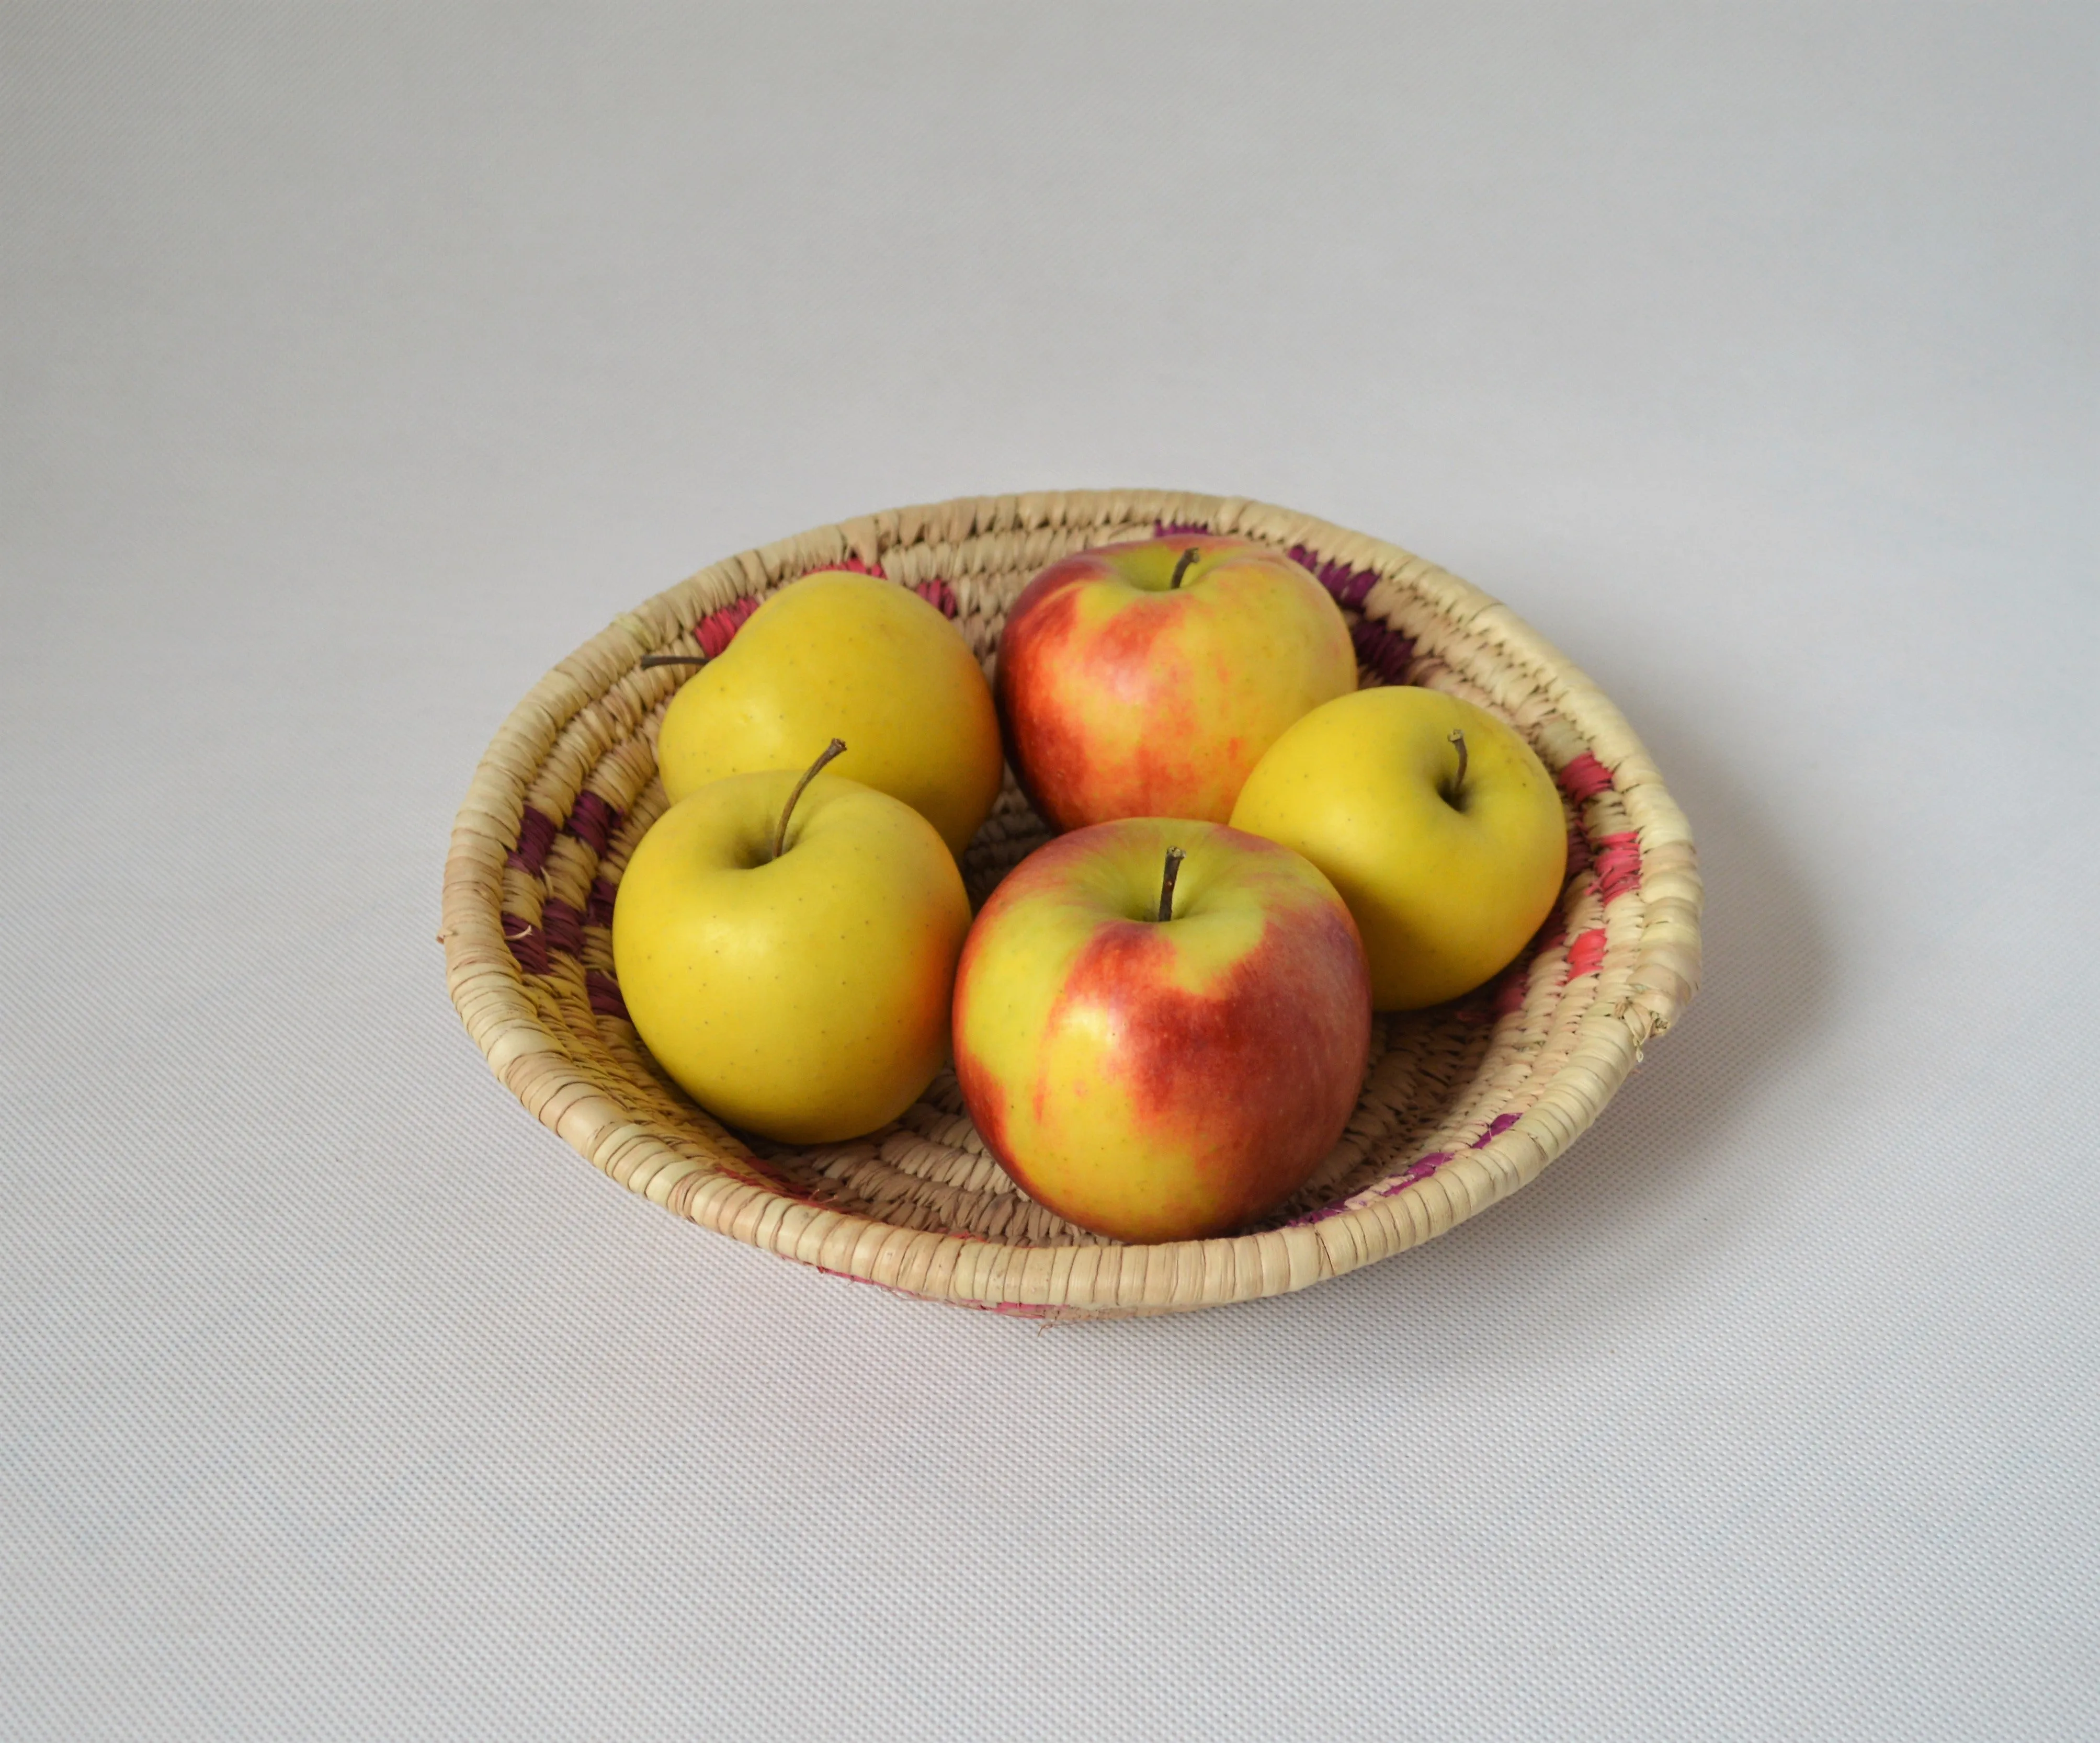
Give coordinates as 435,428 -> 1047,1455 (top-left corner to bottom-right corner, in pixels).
441,488 -> 1703,1317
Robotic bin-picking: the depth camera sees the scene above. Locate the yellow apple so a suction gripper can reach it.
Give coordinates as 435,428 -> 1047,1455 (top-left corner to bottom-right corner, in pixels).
612,744 -> 971,1144
995,535 -> 1357,830
952,818 -> 1371,1243
655,571 -> 1002,858
1229,687 -> 1567,1010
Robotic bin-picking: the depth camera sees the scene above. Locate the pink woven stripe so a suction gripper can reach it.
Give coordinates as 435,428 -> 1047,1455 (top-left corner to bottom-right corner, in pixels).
585,876 -> 618,929
1391,1152 -> 1451,1192
696,596 -> 760,658
914,577 -> 959,618
1290,1137 -> 1470,1225
1567,928 -> 1607,976
1495,966 -> 1530,1018
1558,753 -> 1615,802
1591,831 -> 1642,903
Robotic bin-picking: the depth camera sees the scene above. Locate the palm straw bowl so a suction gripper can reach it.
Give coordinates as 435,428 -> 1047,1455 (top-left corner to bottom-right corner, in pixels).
442,491 -> 1702,1318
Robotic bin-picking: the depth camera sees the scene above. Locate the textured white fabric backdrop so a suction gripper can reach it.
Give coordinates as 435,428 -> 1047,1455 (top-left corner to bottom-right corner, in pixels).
3,5 -> 2095,1738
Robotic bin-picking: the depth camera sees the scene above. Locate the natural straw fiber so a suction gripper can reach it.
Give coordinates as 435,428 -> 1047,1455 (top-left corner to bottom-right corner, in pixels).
441,491 -> 1702,1317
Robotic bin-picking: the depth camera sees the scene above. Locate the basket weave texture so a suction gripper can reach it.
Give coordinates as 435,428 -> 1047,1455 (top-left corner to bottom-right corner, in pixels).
442,491 -> 1702,1317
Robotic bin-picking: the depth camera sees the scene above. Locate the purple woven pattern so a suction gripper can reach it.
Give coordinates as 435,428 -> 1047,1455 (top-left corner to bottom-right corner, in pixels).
1287,542 -> 1382,611
1350,616 -> 1414,682
505,805 -> 559,876
540,898 -> 584,956
502,591 -> 770,981
504,786 -> 626,974
501,800 -> 627,978
566,793 -> 618,858
585,969 -> 629,1021
1156,522 -> 1414,677
501,917 -> 549,975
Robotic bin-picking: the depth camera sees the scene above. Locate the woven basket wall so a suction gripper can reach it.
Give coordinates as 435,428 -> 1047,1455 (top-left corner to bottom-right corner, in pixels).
441,491 -> 1702,1318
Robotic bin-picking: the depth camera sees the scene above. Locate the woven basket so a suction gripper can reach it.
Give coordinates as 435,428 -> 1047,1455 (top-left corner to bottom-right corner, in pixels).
441,491 -> 1701,1318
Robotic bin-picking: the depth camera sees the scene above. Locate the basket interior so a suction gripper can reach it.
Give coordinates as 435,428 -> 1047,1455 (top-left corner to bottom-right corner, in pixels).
447,491 -> 1705,1310
481,504 -> 1671,1260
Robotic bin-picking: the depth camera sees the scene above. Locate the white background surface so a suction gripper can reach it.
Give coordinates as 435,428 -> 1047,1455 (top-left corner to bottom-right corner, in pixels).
4,5 -> 2095,1738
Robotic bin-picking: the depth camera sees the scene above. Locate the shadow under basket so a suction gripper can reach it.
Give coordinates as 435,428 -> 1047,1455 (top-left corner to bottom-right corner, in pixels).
441,491 -> 1703,1318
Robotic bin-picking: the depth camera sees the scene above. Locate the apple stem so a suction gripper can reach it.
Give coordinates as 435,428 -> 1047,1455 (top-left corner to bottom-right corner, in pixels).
1447,729 -> 1469,802
1156,846 -> 1187,922
639,653 -> 710,668
1168,547 -> 1200,590
774,738 -> 847,861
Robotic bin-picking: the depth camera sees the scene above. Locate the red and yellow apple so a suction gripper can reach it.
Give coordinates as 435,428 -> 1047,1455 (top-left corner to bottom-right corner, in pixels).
995,535 -> 1356,831
613,745 -> 971,1144
1229,687 -> 1567,1010
655,571 -> 1002,858
952,818 -> 1371,1243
